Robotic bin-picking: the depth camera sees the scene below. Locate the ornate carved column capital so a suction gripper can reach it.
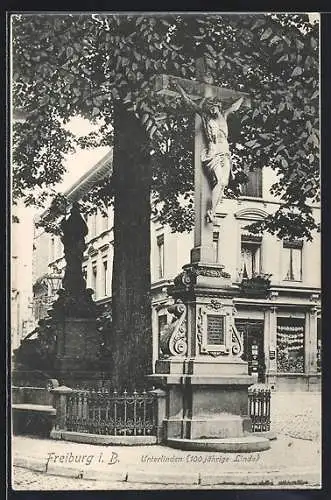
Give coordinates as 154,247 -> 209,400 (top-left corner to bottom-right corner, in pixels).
310,306 -> 320,316
159,300 -> 188,358
309,293 -> 321,303
268,290 -> 279,301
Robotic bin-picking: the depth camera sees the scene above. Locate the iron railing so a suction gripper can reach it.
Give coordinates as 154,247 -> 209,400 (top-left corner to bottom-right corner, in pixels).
65,389 -> 156,436
248,384 -> 271,432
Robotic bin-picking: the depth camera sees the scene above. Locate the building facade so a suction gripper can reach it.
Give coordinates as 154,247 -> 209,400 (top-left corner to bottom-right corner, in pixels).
11,206 -> 35,353
32,152 -> 321,391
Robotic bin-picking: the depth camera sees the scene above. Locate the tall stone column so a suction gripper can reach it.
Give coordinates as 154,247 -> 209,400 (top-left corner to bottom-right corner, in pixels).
264,304 -> 277,389
86,258 -> 92,290
150,64 -> 266,449
307,306 -> 318,374
96,252 -> 103,298
151,306 -> 159,372
191,112 -> 215,264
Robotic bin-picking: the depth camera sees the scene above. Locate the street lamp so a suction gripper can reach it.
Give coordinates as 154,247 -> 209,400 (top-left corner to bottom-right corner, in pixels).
44,273 -> 63,296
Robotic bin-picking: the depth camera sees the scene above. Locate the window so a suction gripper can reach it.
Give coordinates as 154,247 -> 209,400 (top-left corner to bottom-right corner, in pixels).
283,240 -> 303,281
56,237 -> 62,259
213,232 -> 219,263
101,214 -> 109,232
157,234 -> 164,279
82,265 -> 87,282
276,317 -> 305,373
90,214 -> 97,238
50,237 -> 55,261
241,167 -> 262,197
92,262 -> 97,298
158,314 -> 168,356
241,239 -> 261,278
102,260 -> 108,297
158,314 -> 168,337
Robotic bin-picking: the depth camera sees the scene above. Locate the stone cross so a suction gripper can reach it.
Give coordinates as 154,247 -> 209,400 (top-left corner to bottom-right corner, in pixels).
155,58 -> 249,265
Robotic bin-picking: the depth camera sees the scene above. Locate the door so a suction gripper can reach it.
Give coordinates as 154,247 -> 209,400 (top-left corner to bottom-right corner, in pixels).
235,320 -> 265,382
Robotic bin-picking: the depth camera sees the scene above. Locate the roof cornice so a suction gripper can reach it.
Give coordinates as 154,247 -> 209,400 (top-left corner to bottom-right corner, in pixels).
37,148 -> 113,222
65,148 -> 113,201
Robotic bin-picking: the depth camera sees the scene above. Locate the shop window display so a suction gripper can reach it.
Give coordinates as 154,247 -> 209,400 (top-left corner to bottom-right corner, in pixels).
276,317 -> 304,373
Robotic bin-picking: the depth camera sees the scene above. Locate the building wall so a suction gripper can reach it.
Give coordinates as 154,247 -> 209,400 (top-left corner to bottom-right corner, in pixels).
11,207 -> 35,351
32,225 -> 54,283
32,167 -> 321,390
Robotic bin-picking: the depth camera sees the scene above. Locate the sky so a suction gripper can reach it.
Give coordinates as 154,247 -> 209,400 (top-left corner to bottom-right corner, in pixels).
13,116 -> 110,235
54,116 -> 110,192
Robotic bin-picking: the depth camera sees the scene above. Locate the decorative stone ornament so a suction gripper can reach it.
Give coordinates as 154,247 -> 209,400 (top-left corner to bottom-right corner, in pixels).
196,301 -> 243,358
159,300 -> 187,357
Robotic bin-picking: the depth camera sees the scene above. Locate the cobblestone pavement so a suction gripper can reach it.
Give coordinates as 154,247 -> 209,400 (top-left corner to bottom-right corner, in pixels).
11,467 -> 317,490
270,392 -> 321,441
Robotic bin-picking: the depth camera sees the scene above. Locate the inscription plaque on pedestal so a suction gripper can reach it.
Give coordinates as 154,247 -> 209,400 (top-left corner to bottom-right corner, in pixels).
207,314 -> 225,345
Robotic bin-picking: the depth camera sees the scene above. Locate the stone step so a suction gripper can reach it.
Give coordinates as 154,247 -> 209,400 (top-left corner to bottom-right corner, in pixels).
12,404 -> 56,415
167,435 -> 271,453
164,414 -> 251,440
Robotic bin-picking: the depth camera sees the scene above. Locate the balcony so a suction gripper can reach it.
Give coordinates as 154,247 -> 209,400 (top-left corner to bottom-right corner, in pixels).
239,272 -> 272,298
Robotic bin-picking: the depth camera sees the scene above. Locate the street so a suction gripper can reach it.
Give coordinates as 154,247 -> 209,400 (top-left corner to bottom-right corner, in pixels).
12,467 -> 319,490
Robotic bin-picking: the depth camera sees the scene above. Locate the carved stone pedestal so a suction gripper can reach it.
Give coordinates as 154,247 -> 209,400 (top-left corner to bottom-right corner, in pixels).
150,263 -> 258,444
150,373 -> 254,440
55,317 -> 99,372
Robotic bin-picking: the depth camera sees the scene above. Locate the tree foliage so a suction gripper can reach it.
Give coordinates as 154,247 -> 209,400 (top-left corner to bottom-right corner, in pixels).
12,13 -> 319,240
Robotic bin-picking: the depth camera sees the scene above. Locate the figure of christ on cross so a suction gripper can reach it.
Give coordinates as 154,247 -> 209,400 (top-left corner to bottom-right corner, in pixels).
171,78 -> 244,223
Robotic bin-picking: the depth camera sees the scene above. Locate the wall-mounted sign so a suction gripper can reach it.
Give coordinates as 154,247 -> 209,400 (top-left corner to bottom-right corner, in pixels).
269,350 -> 276,360
197,306 -> 230,356
207,315 -> 225,345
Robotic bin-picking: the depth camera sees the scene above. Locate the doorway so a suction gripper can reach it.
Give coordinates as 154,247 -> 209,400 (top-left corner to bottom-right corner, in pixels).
235,319 -> 265,382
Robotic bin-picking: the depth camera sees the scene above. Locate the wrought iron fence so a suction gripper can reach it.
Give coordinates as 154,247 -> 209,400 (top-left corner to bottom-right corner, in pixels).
65,389 -> 156,436
248,384 -> 271,432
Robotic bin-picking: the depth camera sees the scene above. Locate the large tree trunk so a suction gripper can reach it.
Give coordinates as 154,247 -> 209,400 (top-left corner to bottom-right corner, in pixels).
110,103 -> 153,392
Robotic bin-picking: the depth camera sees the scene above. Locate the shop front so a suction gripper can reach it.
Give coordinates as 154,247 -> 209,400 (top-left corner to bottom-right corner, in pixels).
153,293 -> 321,392
232,297 -> 321,392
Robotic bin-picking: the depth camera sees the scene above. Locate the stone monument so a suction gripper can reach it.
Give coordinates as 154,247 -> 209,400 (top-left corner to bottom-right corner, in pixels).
50,202 -> 100,378
151,59 -> 270,451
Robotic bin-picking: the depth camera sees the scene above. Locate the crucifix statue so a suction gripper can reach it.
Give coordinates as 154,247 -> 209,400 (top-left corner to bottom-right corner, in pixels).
172,78 -> 244,224
155,57 -> 249,264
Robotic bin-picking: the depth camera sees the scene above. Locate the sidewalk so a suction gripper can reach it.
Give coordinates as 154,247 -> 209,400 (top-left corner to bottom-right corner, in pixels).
12,392 -> 322,488
12,433 -> 321,487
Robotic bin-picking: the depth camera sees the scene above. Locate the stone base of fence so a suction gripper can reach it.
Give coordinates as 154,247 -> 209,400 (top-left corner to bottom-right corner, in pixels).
249,430 -> 277,440
50,385 -> 159,443
50,430 -> 157,446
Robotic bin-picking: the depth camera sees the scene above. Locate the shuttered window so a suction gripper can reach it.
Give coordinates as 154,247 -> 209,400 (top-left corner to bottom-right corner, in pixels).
241,167 -> 263,198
